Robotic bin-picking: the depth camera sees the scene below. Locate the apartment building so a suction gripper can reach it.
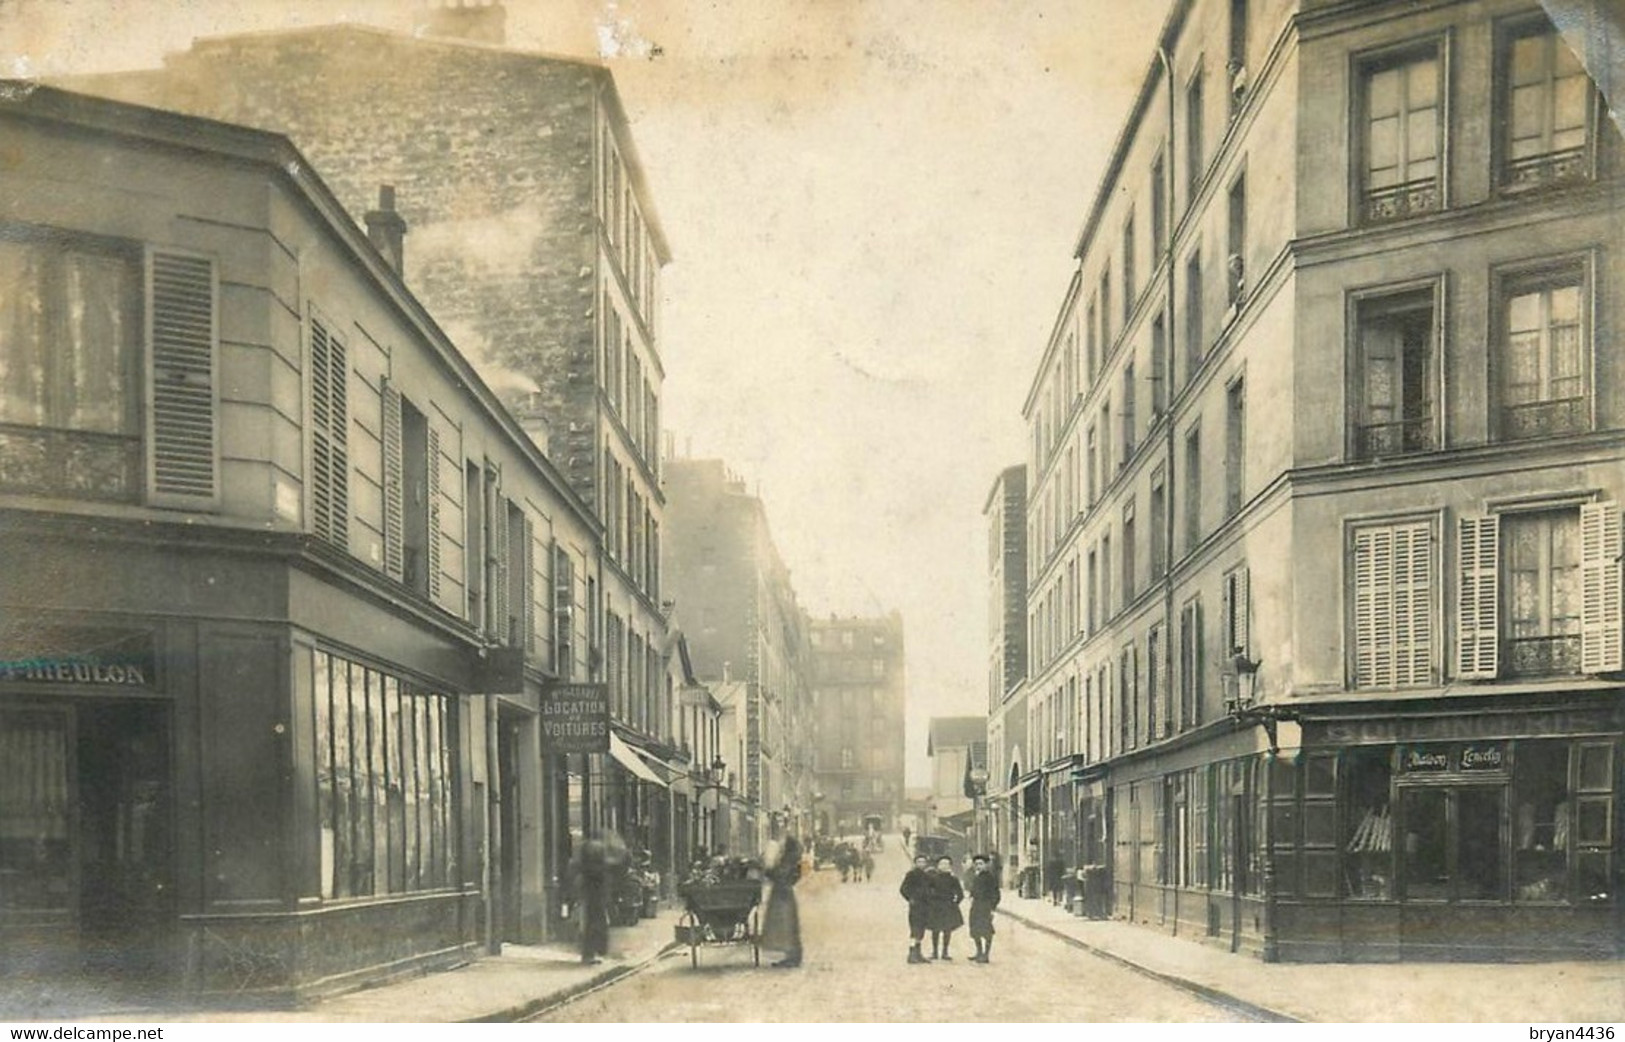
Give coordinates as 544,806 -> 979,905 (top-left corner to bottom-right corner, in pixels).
1015,0 -> 1623,961
808,614 -> 906,835
62,4 -> 682,917
0,85 -> 606,998
983,466 -> 1032,873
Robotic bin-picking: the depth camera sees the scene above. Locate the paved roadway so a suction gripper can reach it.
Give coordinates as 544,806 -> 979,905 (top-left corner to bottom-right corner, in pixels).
536,841 -> 1253,1022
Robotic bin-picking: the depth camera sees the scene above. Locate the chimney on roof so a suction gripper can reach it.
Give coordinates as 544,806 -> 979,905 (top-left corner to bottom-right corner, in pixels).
365,185 -> 408,276
418,0 -> 507,46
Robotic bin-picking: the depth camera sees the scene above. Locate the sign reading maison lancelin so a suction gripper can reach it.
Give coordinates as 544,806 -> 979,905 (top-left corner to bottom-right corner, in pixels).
540,682 -> 609,754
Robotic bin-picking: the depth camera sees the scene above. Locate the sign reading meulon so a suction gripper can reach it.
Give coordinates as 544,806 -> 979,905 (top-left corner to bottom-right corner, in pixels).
541,683 -> 610,754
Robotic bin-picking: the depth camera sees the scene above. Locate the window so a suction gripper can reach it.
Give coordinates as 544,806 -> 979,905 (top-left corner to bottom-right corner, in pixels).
1087,547 -> 1098,634
311,315 -> 350,547
1086,425 -> 1098,507
1222,565 -> 1250,660
1102,531 -> 1113,621
1150,466 -> 1167,578
1353,288 -> 1437,457
1400,784 -> 1506,903
554,544 -> 575,679
1118,645 -> 1136,753
1151,154 -> 1167,255
841,747 -> 855,769
1499,19 -> 1595,190
1086,297 -> 1099,384
312,650 -> 456,899
1148,624 -> 1167,740
1496,261 -> 1588,441
1504,509 -> 1581,677
1351,518 -> 1435,689
1186,68 -> 1205,201
1101,400 -> 1113,483
1100,265 -> 1112,355
871,658 -> 885,678
1122,211 -> 1136,321
1226,175 -> 1247,309
1342,747 -> 1393,900
1122,499 -> 1137,604
1151,313 -> 1168,416
1122,362 -> 1137,459
1228,0 -> 1249,116
1184,426 -> 1202,551
1457,503 -> 1621,680
1359,46 -> 1443,223
1184,250 -> 1204,380
841,630 -> 854,649
1225,377 -> 1244,518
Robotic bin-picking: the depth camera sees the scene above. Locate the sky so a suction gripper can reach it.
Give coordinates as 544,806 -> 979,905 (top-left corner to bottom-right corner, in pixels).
2,0 -> 1172,785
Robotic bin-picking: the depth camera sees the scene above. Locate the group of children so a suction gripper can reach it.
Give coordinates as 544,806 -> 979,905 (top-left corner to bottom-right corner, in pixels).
898,852 -> 1001,964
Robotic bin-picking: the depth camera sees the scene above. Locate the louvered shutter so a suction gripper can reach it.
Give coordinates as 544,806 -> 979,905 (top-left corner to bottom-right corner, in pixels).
1395,521 -> 1433,685
327,331 -> 349,547
523,515 -> 537,654
1234,566 -> 1250,656
1456,514 -> 1501,679
1353,525 -> 1389,687
489,472 -> 509,643
310,319 -> 334,541
381,379 -> 404,581
145,248 -> 218,508
1155,627 -> 1170,738
426,425 -> 442,602
1579,502 -> 1623,674
1354,521 -> 1434,688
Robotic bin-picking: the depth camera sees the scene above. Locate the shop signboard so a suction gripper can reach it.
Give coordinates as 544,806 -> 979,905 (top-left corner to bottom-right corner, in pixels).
540,682 -> 609,754
1401,742 -> 1509,774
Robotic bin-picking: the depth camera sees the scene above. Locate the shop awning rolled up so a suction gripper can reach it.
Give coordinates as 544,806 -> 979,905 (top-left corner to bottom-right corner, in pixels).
608,731 -> 668,787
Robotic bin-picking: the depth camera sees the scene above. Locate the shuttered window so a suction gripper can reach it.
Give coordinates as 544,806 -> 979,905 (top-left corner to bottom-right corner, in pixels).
554,544 -> 575,680
310,316 -> 349,548
1579,503 -> 1623,673
1351,519 -> 1434,688
381,379 -> 404,581
1222,565 -> 1250,657
1179,598 -> 1203,731
426,426 -> 442,601
1456,514 -> 1501,679
147,248 -> 218,507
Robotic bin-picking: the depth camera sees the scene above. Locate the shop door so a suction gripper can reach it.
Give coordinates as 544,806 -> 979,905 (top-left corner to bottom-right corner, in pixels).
497,717 -> 522,944
0,707 -> 77,978
1400,785 -> 1506,902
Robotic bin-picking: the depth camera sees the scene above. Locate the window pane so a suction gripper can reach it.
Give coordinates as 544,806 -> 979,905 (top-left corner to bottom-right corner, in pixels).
1574,850 -> 1611,903
1458,787 -> 1505,900
1511,35 -> 1545,86
1576,796 -> 1611,846
1577,744 -> 1613,792
1515,741 -> 1569,901
1368,68 -> 1400,117
1368,116 -> 1400,182
1306,755 -> 1336,797
1402,787 -> 1448,899
314,653 -> 334,900
1406,108 -> 1438,167
1408,58 -> 1438,108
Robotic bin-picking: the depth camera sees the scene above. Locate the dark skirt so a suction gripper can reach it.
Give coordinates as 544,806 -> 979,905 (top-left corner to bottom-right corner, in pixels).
968,899 -> 996,938
760,882 -> 800,954
930,900 -> 964,932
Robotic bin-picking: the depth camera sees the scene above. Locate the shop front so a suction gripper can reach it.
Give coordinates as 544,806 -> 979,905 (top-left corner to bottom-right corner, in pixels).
1269,697 -> 1623,961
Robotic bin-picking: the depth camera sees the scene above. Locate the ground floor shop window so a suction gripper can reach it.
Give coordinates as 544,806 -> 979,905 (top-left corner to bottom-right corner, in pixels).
1343,746 -> 1393,899
313,650 -> 458,899
1401,785 -> 1506,901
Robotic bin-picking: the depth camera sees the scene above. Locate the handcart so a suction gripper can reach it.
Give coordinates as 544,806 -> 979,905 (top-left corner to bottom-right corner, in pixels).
677,880 -> 762,968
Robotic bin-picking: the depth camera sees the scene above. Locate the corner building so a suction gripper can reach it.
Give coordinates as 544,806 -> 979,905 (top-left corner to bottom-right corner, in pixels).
1018,0 -> 1624,961
0,86 -> 604,999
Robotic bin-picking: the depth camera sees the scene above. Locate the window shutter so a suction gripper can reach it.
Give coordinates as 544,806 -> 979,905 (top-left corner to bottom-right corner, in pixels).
1155,627 -> 1171,737
1354,521 -> 1434,689
1235,566 -> 1250,656
1579,502 -> 1622,674
310,319 -> 334,541
145,248 -> 218,508
426,425 -> 442,602
523,515 -> 537,654
1353,526 -> 1389,686
381,379 -> 404,581
327,331 -> 349,547
1395,521 -> 1433,685
1456,514 -> 1500,679
489,472 -> 508,643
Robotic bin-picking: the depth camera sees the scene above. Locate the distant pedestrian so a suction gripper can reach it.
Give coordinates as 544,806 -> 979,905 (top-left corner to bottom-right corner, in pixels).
926,854 -> 964,960
1045,853 -> 1065,905
761,834 -> 804,968
899,853 -> 932,964
861,847 -> 875,881
967,854 -> 1000,963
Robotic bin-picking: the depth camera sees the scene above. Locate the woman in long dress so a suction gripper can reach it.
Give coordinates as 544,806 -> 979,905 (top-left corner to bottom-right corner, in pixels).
925,854 -> 964,960
760,834 -> 803,968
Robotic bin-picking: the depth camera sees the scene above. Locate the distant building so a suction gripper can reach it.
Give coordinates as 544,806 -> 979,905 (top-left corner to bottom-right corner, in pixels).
808,614 -> 906,835
663,457 -> 816,851
983,465 -> 1031,875
925,717 -> 986,840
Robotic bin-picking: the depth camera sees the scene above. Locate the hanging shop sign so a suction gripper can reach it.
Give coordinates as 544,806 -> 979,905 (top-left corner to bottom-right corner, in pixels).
540,682 -> 610,754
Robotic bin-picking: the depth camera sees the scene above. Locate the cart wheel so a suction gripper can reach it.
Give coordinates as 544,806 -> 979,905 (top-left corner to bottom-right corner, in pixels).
690,938 -> 699,968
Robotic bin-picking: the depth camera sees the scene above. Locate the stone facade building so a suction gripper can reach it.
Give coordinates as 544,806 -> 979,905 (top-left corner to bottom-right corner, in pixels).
808,614 -> 906,835
1013,0 -> 1623,960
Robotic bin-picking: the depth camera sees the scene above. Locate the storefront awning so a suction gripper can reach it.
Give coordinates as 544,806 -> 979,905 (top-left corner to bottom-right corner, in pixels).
608,731 -> 668,787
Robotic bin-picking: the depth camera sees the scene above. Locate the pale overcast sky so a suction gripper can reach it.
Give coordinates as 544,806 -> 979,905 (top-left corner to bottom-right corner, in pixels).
3,0 -> 1172,784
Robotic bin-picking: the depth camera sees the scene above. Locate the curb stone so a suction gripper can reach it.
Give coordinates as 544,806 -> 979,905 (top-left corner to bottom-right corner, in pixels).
995,906 -> 1299,1023
466,939 -> 685,1023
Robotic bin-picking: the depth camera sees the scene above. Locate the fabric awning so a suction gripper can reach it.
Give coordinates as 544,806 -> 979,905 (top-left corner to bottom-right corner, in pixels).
609,731 -> 668,787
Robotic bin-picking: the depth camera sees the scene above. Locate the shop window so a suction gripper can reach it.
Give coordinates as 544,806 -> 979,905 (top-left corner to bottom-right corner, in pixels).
1352,288 -> 1438,458
1574,742 -> 1614,903
1400,784 -> 1506,902
1514,741 -> 1568,901
1342,747 -> 1394,900
1498,17 -> 1596,191
1191,766 -> 1210,889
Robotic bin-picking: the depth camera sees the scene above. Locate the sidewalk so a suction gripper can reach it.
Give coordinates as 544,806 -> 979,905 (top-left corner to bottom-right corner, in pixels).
998,894 -> 1624,1022
50,908 -> 683,1024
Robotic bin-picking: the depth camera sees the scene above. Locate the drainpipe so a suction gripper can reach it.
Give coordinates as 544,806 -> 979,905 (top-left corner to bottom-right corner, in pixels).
1155,42 -> 1181,936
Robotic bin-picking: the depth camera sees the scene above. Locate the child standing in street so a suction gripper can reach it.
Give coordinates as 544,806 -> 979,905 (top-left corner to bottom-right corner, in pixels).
967,853 -> 1001,963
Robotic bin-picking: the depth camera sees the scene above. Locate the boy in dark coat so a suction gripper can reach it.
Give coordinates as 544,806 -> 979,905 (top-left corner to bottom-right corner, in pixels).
899,853 -> 932,963
926,854 -> 965,960
967,853 -> 1001,962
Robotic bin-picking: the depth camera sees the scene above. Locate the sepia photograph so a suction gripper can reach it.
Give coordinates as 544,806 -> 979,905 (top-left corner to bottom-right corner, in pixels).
0,0 -> 1621,1029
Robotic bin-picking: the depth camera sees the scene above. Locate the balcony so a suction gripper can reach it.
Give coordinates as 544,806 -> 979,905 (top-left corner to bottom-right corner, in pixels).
1506,634 -> 1581,677
1500,397 -> 1588,442
1355,415 -> 1435,459
0,424 -> 139,502
1505,146 -> 1588,192
1363,178 -> 1441,223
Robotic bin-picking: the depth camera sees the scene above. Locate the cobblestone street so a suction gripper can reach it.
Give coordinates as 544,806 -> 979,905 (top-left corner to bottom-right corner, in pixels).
539,846 -> 1253,1023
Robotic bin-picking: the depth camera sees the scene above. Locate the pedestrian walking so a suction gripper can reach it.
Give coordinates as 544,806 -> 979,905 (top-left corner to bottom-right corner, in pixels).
899,853 -> 932,963
760,834 -> 804,968
861,847 -> 874,881
926,854 -> 964,960
567,833 -> 612,965
967,853 -> 1000,963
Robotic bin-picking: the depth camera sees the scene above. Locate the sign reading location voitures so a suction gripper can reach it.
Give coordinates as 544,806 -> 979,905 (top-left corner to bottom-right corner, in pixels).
541,682 -> 610,754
